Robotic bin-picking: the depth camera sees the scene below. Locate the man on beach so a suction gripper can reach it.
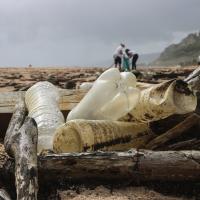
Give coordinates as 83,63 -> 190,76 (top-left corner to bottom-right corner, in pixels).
129,50 -> 139,70
113,43 -> 125,71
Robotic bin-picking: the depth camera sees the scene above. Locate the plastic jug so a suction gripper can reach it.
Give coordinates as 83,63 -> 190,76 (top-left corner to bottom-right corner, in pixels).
25,81 -> 65,153
67,68 -> 140,121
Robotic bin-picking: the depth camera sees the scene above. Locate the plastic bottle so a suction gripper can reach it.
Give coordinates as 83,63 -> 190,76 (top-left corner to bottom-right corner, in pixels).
79,82 -> 94,90
53,119 -> 151,153
67,68 -> 140,121
121,79 -> 197,122
25,81 -> 65,153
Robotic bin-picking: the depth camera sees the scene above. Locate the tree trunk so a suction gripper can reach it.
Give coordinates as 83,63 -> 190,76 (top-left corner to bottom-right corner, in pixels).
38,149 -> 200,182
0,188 -> 11,200
1,148 -> 200,183
145,113 -> 200,150
4,99 -> 38,200
163,138 -> 200,150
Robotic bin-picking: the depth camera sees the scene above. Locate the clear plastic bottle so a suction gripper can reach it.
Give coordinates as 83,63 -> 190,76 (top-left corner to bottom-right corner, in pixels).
25,81 -> 65,153
67,68 -> 140,121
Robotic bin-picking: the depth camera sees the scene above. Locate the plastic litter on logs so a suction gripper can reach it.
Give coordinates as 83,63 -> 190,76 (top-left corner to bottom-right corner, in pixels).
67,68 -> 141,121
120,79 -> 197,123
25,81 -> 65,153
56,73 -> 197,153
24,69 -> 197,153
53,119 -> 152,153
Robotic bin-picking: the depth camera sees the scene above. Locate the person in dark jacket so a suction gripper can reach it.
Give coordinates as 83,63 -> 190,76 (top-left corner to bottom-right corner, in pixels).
129,50 -> 139,70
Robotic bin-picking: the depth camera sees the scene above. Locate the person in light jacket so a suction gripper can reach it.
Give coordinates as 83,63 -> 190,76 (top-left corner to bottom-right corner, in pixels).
113,43 -> 125,71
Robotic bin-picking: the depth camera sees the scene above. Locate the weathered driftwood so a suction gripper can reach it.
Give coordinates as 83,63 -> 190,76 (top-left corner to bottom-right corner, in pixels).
1,148 -> 200,182
145,113 -> 200,150
0,188 -> 11,200
38,149 -> 200,182
0,67 -> 199,196
185,66 -> 200,114
4,99 -> 38,200
164,139 -> 200,150
185,66 -> 200,87
0,84 -> 154,114
0,89 -> 86,113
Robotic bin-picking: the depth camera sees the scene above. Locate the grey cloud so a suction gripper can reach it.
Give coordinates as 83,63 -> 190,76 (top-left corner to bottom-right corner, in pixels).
0,0 -> 199,66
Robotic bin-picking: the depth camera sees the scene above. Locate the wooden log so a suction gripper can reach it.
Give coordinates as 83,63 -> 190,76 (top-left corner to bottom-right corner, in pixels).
0,84 -> 155,114
4,99 -> 26,156
184,66 -> 200,84
163,139 -> 200,150
1,148 -> 200,182
0,188 -> 11,200
4,99 -> 38,200
0,65 -> 198,115
145,113 -> 200,150
38,149 -> 200,182
0,89 -> 86,113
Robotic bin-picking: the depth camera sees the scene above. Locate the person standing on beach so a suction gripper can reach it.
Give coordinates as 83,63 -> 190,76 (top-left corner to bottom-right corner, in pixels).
113,43 -> 125,71
122,49 -> 131,71
129,50 -> 139,70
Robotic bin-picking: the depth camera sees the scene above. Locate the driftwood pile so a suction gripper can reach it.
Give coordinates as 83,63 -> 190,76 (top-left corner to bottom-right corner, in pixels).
0,67 -> 200,199
0,67 -> 195,92
0,68 -> 102,92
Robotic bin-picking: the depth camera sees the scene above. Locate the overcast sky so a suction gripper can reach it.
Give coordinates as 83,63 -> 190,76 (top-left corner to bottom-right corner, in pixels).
0,0 -> 199,66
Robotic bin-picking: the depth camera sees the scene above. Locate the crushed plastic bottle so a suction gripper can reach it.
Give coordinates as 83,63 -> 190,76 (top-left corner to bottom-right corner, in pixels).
121,79 -> 197,122
25,81 -> 65,153
53,119 -> 151,153
67,68 -> 141,121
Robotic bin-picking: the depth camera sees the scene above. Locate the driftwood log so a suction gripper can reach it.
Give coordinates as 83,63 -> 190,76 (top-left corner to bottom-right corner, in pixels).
146,113 -> 200,150
34,149 -> 200,182
0,188 -> 11,200
164,139 -> 200,150
0,149 -> 200,182
0,67 -> 199,199
4,99 -> 38,200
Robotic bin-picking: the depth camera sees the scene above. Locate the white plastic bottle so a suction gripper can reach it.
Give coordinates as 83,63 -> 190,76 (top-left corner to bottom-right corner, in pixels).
25,81 -> 65,153
79,82 -> 94,90
121,79 -> 197,122
67,68 -> 140,121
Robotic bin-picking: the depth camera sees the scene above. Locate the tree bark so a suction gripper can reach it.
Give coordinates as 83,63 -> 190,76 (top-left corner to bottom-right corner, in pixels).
163,139 -> 200,150
4,99 -> 38,200
38,149 -> 200,182
145,113 -> 200,150
1,149 -> 200,182
0,188 -> 11,200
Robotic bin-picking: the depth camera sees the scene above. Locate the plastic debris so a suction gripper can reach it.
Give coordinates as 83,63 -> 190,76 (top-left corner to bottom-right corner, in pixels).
53,119 -> 151,153
121,79 -> 197,122
25,81 -> 65,153
67,68 -> 140,121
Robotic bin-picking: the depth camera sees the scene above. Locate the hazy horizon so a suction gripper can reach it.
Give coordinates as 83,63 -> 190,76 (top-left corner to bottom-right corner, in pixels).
0,0 -> 199,66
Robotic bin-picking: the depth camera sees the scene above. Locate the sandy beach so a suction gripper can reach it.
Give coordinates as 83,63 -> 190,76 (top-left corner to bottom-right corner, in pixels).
0,66 -> 199,199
